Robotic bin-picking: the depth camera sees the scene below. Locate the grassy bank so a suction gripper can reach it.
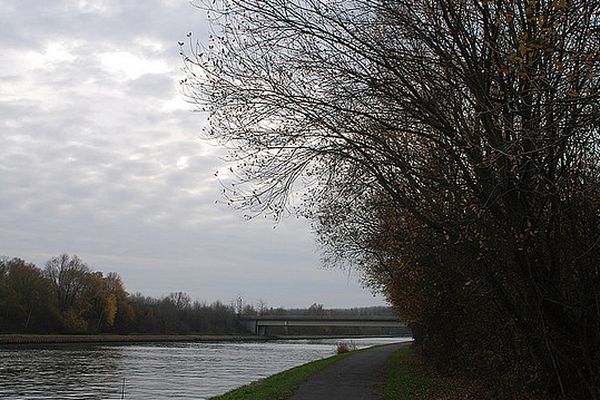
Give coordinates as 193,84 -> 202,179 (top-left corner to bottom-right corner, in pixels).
384,346 -> 474,400
210,351 -> 356,400
0,334 -> 268,345
385,346 -> 551,400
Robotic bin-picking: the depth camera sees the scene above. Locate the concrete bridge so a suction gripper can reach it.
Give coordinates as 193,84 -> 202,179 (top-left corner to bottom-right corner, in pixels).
239,315 -> 407,336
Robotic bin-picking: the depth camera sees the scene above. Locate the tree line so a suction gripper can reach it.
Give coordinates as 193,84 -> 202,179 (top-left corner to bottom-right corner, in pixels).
182,0 -> 600,398
0,254 -> 238,334
0,254 -> 394,335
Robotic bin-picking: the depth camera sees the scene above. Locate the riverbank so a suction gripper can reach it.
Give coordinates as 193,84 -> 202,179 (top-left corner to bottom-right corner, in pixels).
0,334 -> 268,345
0,334 -> 409,345
211,343 -> 408,400
210,349 -> 359,400
209,342 -> 485,400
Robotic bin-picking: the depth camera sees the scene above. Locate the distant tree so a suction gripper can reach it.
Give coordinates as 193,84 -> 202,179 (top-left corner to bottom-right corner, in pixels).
168,291 -> 192,312
128,293 -> 159,333
198,300 -> 235,333
4,258 -> 53,331
83,272 -> 130,332
256,299 -> 268,316
44,254 -> 91,332
232,296 -> 244,315
307,303 -> 325,316
44,254 -> 90,313
0,257 -> 9,328
84,272 -> 109,332
105,273 -> 134,333
242,304 -> 257,316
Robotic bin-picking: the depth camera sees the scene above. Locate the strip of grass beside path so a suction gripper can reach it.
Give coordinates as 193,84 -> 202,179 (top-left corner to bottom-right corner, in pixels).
213,344 -> 467,400
210,351 -> 356,400
384,345 -> 475,400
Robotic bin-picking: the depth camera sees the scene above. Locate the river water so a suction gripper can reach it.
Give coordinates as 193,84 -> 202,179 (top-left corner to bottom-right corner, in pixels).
0,337 -> 411,399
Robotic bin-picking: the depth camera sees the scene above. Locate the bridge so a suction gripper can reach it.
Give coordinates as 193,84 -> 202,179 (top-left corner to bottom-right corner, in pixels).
239,315 -> 407,337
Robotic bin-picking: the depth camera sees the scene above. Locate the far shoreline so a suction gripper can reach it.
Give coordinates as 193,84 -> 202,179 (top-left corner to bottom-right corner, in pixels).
0,333 -> 408,346
0,334 -> 263,345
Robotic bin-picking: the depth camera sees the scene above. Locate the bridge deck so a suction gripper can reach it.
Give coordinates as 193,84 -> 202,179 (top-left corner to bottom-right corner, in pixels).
254,320 -> 404,327
239,315 -> 406,335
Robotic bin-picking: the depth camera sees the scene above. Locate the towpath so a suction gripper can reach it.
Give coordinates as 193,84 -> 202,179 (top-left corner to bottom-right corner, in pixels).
290,341 -> 410,400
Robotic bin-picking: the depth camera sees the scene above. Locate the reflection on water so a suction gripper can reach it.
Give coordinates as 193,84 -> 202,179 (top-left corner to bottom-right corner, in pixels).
0,337 -> 411,399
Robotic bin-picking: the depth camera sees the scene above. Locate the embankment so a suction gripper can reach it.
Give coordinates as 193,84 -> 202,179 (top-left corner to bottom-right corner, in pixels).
0,334 -> 267,345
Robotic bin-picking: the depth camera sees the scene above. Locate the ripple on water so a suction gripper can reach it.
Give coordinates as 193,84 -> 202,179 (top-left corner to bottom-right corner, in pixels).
0,337 -> 411,399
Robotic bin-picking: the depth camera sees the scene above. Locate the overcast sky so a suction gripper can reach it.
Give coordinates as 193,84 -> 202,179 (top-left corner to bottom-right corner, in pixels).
0,0 -> 387,308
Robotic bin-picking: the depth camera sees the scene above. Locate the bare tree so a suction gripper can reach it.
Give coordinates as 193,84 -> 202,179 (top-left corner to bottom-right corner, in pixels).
44,254 -> 90,313
256,299 -> 268,316
182,0 -> 600,397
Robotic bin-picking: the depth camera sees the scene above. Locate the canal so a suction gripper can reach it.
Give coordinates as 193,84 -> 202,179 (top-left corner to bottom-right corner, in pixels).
1,337 -> 411,399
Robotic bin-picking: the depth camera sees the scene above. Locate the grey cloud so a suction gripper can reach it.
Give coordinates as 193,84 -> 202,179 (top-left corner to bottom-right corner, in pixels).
0,0 -> 387,308
0,0 -> 208,51
127,73 -> 177,98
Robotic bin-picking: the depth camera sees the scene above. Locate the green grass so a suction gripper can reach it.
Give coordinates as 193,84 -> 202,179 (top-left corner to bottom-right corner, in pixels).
384,345 -> 469,400
210,351 -> 356,400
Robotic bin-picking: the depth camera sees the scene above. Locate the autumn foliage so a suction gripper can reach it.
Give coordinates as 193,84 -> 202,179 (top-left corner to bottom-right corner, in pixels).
183,0 -> 600,397
0,255 -> 131,333
0,255 -> 238,335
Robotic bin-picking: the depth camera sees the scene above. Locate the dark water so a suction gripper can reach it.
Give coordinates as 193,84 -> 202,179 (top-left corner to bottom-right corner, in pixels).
0,337 -> 411,399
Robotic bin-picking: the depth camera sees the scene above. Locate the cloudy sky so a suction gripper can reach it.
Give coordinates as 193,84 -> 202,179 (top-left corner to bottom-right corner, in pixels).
0,0 -> 386,308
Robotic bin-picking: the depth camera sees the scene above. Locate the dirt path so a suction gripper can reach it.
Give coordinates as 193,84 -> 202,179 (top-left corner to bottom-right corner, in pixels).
290,342 -> 410,400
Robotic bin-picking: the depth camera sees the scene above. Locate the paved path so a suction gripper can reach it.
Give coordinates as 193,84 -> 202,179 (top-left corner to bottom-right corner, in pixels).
290,342 -> 410,400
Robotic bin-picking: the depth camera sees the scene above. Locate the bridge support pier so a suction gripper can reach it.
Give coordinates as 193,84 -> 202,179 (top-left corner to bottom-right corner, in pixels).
258,326 -> 268,336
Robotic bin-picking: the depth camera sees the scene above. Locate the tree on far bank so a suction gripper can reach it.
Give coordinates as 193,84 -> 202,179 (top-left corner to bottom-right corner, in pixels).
1,258 -> 56,331
44,254 -> 90,314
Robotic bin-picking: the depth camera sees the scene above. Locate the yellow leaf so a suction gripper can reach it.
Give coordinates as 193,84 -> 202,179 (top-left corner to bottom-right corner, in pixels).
519,43 -> 529,56
553,0 -> 567,10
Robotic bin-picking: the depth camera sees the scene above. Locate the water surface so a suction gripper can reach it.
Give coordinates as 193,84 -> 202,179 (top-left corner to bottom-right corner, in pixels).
0,337 -> 411,399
